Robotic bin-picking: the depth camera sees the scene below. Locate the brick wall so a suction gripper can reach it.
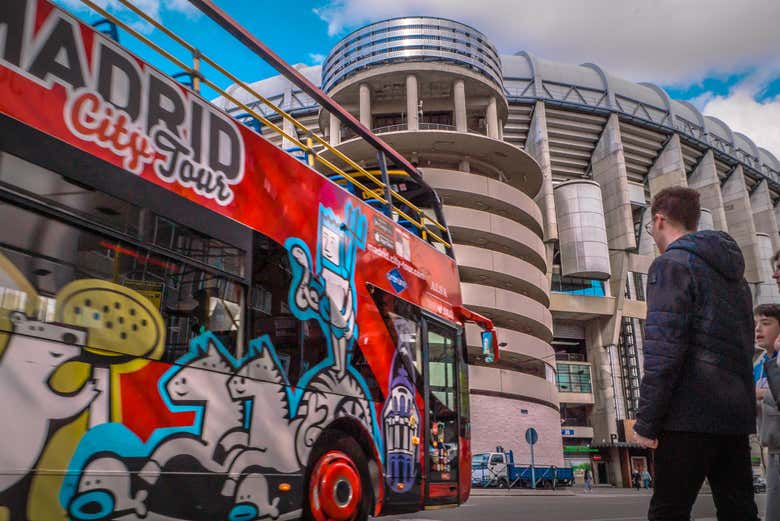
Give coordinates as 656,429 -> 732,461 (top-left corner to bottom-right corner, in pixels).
470,394 -> 564,466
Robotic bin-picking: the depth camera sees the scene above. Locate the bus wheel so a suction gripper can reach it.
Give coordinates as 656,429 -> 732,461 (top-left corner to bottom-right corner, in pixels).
304,434 -> 371,521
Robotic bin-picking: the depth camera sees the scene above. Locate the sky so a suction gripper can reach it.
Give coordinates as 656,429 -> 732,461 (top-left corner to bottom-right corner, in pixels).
57,0 -> 780,158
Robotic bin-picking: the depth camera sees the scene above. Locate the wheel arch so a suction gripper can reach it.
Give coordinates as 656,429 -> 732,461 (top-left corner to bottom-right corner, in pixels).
313,416 -> 385,517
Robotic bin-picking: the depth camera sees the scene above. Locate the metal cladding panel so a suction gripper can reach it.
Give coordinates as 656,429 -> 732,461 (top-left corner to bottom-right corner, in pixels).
698,208 -> 714,231
554,180 -> 610,280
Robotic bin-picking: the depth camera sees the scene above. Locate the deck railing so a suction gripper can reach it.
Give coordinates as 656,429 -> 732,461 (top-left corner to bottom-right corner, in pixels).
73,0 -> 452,249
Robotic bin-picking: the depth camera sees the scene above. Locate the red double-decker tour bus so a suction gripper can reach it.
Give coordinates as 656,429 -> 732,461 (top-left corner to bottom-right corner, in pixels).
0,1 -> 499,519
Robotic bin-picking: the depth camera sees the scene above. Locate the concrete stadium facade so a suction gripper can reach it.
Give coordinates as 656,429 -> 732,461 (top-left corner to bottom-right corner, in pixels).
214,16 -> 780,486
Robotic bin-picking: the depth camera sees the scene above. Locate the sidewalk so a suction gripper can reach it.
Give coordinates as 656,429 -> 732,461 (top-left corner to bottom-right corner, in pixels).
471,488 -> 576,497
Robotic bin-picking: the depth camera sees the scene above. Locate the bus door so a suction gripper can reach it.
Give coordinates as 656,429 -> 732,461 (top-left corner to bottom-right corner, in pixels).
423,316 -> 461,507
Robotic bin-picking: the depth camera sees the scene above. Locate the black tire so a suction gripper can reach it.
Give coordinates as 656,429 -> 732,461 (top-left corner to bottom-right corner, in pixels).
303,431 -> 372,521
497,478 -> 509,489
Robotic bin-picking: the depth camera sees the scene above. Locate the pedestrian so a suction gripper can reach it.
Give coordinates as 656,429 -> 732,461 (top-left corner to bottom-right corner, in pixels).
632,470 -> 641,491
583,467 -> 593,493
755,303 -> 780,399
755,302 -> 780,521
632,187 -> 759,521
642,469 -> 652,489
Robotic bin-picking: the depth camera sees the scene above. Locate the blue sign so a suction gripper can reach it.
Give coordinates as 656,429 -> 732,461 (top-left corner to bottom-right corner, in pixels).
525,427 -> 539,446
561,428 -> 575,436
481,331 -> 494,363
387,268 -> 407,293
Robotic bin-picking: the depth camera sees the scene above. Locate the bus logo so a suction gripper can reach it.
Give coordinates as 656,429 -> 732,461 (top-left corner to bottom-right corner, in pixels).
387,268 -> 407,293
1,0 -> 246,206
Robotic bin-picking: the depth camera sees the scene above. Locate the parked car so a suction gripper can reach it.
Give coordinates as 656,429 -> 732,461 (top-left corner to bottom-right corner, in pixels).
754,475 -> 767,493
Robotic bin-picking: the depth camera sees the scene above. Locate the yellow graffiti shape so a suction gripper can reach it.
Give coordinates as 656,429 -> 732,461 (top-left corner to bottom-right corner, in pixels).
55,279 -> 165,360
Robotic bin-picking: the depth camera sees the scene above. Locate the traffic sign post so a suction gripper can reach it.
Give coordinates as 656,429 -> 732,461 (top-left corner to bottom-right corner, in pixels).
525,427 -> 538,489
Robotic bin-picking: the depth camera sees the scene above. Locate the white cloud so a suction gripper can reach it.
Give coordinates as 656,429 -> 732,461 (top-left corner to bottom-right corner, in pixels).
58,0 -> 198,33
702,77 -> 780,160
314,0 -> 780,85
308,53 -> 326,65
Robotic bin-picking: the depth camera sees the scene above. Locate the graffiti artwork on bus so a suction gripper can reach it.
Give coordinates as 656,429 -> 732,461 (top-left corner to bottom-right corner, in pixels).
382,316 -> 421,494
0,202 -> 382,521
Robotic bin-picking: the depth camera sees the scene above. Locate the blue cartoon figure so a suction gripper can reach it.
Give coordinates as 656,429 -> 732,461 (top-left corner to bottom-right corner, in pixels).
285,201 -> 382,466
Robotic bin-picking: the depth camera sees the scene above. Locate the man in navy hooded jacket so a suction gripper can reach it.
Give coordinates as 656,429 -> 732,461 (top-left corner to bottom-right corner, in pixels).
633,186 -> 758,521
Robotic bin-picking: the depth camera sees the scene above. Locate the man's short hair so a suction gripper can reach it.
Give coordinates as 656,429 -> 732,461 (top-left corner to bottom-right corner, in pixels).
650,187 -> 701,231
755,304 -> 780,323
772,250 -> 780,270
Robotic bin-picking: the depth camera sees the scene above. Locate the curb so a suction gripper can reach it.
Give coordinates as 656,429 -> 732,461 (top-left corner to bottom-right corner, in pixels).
471,489 -> 577,497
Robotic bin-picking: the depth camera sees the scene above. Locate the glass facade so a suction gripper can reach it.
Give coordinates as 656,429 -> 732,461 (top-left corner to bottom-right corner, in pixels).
556,363 -> 593,393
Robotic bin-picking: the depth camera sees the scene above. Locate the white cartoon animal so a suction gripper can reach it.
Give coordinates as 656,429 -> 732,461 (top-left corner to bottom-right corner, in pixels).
0,312 -> 99,493
226,342 -> 300,474
140,340 -> 247,484
228,472 -> 280,521
68,456 -> 148,520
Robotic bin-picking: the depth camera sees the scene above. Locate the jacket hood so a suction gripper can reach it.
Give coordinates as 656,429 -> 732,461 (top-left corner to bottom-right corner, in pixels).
667,230 -> 745,281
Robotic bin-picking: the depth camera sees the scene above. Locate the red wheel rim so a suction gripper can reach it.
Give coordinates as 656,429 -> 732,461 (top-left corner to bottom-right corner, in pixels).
309,450 -> 362,521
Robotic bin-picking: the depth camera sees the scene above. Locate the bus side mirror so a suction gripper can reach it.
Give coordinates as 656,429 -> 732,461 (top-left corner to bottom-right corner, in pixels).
453,305 -> 500,363
481,330 -> 499,363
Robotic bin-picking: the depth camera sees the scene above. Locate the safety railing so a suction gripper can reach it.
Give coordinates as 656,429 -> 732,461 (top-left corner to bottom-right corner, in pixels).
72,0 -> 451,249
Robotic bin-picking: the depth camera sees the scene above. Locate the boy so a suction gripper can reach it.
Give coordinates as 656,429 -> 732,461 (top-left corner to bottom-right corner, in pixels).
755,304 -> 780,400
755,303 -> 780,521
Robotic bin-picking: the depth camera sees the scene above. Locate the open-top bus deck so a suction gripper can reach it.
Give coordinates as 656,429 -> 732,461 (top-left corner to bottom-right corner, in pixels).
0,1 -> 499,520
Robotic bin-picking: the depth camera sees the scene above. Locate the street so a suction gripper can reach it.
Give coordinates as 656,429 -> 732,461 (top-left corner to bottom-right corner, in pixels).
393,488 -> 768,521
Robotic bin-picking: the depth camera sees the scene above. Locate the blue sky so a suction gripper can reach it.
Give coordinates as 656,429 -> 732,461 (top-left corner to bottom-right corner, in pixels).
58,0 -> 780,157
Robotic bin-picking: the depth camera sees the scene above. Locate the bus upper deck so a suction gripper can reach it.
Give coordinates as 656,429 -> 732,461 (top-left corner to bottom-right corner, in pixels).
0,1 -> 499,520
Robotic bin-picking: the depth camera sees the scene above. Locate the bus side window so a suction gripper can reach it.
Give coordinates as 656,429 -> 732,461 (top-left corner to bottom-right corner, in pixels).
0,151 -> 247,363
248,232 -> 327,386
0,202 -> 246,362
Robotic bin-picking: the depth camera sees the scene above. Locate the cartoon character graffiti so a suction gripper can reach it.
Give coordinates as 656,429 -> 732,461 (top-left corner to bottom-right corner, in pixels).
138,336 -> 249,482
381,317 -> 420,493
68,456 -> 148,521
222,336 -> 301,505
285,201 -> 382,466
0,201 -> 383,520
0,312 -> 99,494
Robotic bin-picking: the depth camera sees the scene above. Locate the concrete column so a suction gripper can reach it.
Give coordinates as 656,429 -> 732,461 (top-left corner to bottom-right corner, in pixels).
525,102 -> 557,244
328,113 -> 341,145
406,74 -> 419,131
647,134 -> 687,197
281,86 -> 295,150
722,165 -> 762,283
638,207 -> 659,259
755,233 -> 780,304
590,113 -> 636,251
688,150 -> 728,232
751,180 -> 780,253
585,320 -> 622,466
458,158 -> 471,173
453,79 -> 467,132
282,117 -> 296,151
486,96 -> 499,138
498,118 -> 504,140
359,83 -> 371,129
774,204 -> 780,243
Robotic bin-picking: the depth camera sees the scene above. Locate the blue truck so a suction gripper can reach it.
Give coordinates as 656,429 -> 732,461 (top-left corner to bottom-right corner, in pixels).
472,449 -> 575,489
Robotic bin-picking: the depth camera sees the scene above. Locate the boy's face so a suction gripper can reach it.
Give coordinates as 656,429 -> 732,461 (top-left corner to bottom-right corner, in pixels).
755,314 -> 780,351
